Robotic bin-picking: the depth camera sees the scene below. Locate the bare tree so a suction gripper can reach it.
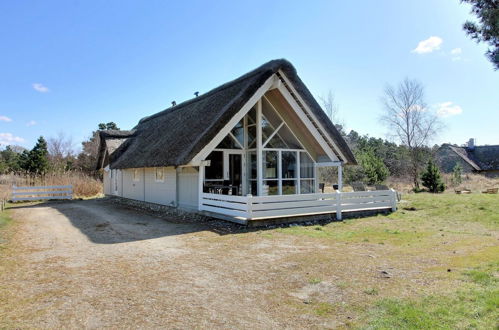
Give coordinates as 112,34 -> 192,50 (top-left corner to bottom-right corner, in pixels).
319,90 -> 344,130
47,132 -> 75,172
380,78 -> 442,189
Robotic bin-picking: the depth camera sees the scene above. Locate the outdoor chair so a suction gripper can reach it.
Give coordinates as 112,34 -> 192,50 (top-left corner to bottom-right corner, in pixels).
375,184 -> 389,191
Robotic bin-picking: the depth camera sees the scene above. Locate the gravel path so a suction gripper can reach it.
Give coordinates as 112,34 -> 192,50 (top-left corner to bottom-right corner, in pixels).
2,199 -> 344,329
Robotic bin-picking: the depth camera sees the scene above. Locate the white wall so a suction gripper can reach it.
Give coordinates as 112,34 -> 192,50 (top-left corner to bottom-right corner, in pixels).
103,169 -> 111,195
178,167 -> 199,209
122,168 -> 145,201
144,167 -> 176,206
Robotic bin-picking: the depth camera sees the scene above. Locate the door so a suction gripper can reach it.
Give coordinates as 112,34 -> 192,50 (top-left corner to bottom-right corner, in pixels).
227,152 -> 242,195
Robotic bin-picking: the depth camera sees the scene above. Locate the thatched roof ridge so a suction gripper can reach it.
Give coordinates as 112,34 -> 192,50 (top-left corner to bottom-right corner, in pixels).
446,144 -> 499,171
98,59 -> 356,169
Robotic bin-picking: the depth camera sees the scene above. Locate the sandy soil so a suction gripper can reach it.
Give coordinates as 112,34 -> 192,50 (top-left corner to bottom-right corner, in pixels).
1,200 -> 346,328
1,198 -> 495,329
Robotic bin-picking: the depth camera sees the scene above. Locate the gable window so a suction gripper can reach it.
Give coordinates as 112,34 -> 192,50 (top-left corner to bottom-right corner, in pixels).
133,169 -> 140,182
155,167 -> 165,182
203,95 -> 318,196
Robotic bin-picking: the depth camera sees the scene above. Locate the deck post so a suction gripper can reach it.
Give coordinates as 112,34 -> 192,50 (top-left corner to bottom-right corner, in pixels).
256,99 -> 263,196
338,163 -> 343,192
246,194 -> 253,219
336,190 -> 342,220
198,165 -> 205,211
390,188 -> 397,212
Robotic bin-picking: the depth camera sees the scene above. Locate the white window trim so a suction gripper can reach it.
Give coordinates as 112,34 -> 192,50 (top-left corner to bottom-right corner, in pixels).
155,167 -> 165,183
133,169 -> 140,182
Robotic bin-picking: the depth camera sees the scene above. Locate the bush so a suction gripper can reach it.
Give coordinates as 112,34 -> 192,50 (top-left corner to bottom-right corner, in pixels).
421,160 -> 445,193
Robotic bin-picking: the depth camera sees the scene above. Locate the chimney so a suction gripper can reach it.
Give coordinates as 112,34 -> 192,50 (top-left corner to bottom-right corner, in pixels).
194,91 -> 199,97
171,101 -> 176,107
467,138 -> 475,150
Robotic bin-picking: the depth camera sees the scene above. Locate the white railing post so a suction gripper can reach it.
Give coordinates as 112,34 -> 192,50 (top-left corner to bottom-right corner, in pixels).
390,188 -> 397,212
246,194 -> 253,220
336,190 -> 342,220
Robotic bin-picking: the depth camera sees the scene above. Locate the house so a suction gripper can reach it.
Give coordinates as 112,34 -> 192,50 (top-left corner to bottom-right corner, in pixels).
436,139 -> 499,177
97,59 -> 397,224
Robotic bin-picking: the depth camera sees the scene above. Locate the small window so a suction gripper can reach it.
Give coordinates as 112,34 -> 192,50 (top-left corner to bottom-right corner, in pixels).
133,169 -> 140,182
155,167 -> 165,182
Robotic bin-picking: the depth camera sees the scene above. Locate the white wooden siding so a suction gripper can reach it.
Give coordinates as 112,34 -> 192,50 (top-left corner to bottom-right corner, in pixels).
122,168 -> 145,201
178,167 -> 199,209
144,167 -> 176,206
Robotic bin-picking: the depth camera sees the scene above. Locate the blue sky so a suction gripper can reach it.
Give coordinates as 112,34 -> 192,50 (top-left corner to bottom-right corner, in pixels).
1,0 -> 498,151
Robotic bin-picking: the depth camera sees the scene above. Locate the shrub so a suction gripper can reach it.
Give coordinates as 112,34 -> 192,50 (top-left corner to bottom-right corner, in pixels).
421,160 -> 445,193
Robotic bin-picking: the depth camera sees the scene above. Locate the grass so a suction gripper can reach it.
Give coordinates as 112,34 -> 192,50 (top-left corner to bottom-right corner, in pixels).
364,262 -> 499,329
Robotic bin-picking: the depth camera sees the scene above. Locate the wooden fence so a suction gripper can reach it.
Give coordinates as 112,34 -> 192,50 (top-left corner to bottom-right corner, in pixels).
200,189 -> 397,222
12,185 -> 73,202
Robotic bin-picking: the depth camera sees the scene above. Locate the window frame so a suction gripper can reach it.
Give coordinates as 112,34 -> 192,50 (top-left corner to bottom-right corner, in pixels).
155,167 -> 165,183
133,169 -> 140,182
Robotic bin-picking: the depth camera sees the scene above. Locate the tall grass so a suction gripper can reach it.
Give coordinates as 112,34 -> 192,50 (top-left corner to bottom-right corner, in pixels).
0,172 -> 103,199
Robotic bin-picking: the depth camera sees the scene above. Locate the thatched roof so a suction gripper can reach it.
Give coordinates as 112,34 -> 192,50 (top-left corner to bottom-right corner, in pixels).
98,59 -> 356,169
96,130 -> 136,170
444,144 -> 499,172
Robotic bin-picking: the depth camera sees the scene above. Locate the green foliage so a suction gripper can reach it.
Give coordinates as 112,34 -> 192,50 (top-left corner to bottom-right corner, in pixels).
462,0 -> 499,70
98,122 -> 119,130
452,163 -> 463,186
421,160 -> 445,193
15,137 -> 49,175
356,149 -> 389,185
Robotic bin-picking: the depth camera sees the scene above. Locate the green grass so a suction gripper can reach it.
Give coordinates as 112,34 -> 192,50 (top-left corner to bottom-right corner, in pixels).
363,263 -> 499,329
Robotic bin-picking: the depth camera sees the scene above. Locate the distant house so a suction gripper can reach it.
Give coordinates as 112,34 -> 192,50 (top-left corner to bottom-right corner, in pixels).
96,59 -> 397,224
436,139 -> 499,177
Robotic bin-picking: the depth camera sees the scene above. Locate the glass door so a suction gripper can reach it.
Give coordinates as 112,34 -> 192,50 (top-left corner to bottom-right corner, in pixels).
228,153 -> 242,195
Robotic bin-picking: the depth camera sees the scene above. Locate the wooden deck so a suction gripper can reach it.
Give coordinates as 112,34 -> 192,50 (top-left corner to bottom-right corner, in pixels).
199,190 -> 397,223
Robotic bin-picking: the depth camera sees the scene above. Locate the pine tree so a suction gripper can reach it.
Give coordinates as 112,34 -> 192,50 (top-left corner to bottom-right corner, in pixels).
421,159 -> 445,193
27,136 -> 49,175
452,163 -> 463,186
357,149 -> 389,185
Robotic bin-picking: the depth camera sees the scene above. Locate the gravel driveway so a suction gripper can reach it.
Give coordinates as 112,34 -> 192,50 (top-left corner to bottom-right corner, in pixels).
2,199 -> 347,329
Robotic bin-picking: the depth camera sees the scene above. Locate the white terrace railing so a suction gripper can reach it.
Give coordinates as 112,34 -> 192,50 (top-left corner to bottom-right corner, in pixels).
12,185 -> 73,202
200,190 -> 397,222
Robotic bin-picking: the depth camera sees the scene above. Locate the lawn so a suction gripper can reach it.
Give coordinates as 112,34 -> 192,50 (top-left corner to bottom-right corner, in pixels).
0,193 -> 497,328
270,193 -> 499,328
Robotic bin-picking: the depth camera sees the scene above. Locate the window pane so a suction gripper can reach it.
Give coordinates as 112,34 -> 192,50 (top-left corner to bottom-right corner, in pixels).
216,135 -> 241,149
300,179 -> 315,194
263,151 -> 278,179
156,168 -> 164,181
282,180 -> 297,195
231,120 -> 244,147
261,116 -> 274,140
278,124 -> 301,149
266,134 -> 287,148
205,151 -> 223,179
281,151 -> 297,179
300,152 -> 314,178
247,151 -> 256,179
247,106 -> 256,124
248,125 -> 256,148
263,180 -> 278,195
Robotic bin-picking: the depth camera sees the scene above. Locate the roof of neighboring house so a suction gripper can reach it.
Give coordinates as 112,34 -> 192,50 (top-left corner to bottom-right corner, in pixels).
97,59 -> 356,170
442,144 -> 499,171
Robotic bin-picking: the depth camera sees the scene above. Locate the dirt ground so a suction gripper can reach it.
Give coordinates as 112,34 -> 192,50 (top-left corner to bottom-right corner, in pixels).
1,197 -> 497,329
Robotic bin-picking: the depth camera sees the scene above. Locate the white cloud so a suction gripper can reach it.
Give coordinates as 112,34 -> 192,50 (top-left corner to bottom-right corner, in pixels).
450,48 -> 462,61
0,133 -> 25,145
26,120 -> 37,127
32,83 -> 49,93
0,116 -> 12,122
412,36 -> 443,54
436,102 -> 463,118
